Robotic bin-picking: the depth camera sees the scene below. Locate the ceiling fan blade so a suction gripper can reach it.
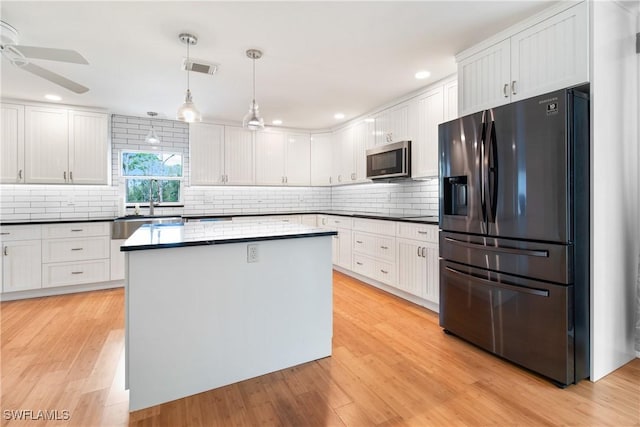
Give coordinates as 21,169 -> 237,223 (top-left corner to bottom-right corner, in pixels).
21,63 -> 89,94
16,45 -> 88,64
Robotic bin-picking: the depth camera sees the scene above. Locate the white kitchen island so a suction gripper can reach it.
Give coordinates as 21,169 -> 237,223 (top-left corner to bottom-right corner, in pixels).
121,220 -> 336,411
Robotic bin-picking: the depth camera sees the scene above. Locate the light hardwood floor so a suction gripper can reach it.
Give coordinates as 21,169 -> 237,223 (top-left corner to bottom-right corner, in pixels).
2,271 -> 639,426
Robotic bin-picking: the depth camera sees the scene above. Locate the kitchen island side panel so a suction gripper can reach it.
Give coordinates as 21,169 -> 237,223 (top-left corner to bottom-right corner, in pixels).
126,236 -> 333,411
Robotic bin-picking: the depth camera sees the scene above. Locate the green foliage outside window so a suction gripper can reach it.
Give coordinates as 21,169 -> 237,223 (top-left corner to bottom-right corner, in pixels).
121,151 -> 183,204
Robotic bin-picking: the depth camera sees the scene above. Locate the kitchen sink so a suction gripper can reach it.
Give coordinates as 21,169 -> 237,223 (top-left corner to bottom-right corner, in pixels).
111,216 -> 183,239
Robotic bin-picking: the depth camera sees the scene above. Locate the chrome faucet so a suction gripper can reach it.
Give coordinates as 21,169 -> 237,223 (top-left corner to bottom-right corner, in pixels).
149,179 -> 159,216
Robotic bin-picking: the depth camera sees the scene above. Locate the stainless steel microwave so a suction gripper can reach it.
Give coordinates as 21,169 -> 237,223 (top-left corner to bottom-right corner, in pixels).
366,140 -> 411,180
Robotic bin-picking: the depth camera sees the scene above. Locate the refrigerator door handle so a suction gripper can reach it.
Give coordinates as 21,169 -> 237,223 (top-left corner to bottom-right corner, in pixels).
444,266 -> 550,297
487,117 -> 499,223
443,237 -> 549,257
479,111 -> 488,225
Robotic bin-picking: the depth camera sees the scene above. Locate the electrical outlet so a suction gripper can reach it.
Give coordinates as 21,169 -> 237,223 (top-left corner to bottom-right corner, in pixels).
247,244 -> 259,263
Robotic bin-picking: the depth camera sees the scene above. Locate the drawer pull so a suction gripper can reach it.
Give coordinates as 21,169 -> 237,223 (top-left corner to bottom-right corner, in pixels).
71,248 -> 84,251
0,232 -> 9,235
417,231 -> 428,235
71,229 -> 83,232
356,240 -> 363,244
380,246 -> 389,250
380,269 -> 389,274
356,262 -> 363,266
71,271 -> 84,275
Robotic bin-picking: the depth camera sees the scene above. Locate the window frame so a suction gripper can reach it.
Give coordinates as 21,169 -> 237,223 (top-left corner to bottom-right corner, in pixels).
120,149 -> 185,207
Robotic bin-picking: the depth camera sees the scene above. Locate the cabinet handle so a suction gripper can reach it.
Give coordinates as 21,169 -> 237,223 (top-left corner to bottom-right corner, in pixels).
329,176 -> 332,184
338,175 -> 342,183
356,262 -> 363,266
380,269 -> 389,274
0,232 -> 9,236
3,246 -> 7,256
417,230 -> 428,235
322,218 -> 327,225
18,169 -> 22,180
71,248 -> 84,251
503,83 -> 509,98
63,171 -> 67,181
71,229 -> 83,232
421,247 -> 426,257
380,245 -> 388,250
70,171 -> 73,181
511,80 -> 517,95
71,271 -> 84,275
285,176 -> 288,184
351,173 -> 356,180
356,240 -> 363,244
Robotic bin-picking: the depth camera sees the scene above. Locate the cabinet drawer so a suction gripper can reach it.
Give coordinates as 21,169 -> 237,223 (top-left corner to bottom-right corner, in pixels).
42,222 -> 110,239
352,253 -> 375,278
42,259 -> 109,288
396,222 -> 438,243
42,236 -> 109,263
326,216 -> 352,229
353,218 -> 395,236
374,259 -> 396,285
353,231 -> 395,261
0,224 -> 42,241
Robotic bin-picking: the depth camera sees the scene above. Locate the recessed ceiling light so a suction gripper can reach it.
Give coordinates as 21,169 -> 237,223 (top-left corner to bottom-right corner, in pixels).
45,94 -> 62,101
334,113 -> 345,120
415,70 -> 431,80
272,119 -> 283,125
364,118 -> 375,123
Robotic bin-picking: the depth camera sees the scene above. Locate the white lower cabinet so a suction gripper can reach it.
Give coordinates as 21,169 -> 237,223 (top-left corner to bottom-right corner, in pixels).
110,239 -> 126,281
318,215 -> 352,270
42,259 -> 110,288
352,219 -> 397,286
1,225 -> 42,293
395,223 -> 439,304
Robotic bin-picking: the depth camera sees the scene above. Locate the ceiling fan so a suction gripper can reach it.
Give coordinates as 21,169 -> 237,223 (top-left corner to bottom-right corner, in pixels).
0,20 -> 89,94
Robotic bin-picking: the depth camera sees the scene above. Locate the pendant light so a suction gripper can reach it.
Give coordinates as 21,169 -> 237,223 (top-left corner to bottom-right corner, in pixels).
145,112 -> 161,145
177,33 -> 202,123
242,49 -> 264,131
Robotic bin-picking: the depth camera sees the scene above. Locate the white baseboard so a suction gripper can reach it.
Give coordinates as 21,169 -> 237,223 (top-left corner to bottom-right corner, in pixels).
0,280 -> 124,302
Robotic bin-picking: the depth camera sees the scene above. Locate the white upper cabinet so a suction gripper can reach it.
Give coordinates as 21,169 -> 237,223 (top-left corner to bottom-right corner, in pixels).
352,120 -> 374,183
23,105 -> 108,185
284,133 -> 310,186
458,39 -> 511,115
190,124 -> 255,186
224,126 -> 254,185
509,1 -> 588,102
374,102 -> 411,145
256,130 -> 309,186
458,1 -> 588,115
68,110 -> 109,184
190,122 -> 225,185
443,80 -> 459,121
0,103 -> 25,183
24,106 -> 69,184
332,126 -> 355,185
310,133 -> 333,186
413,86 -> 444,178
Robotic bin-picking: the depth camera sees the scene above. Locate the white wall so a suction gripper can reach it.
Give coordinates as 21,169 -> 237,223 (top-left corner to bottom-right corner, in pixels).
590,0 -> 639,380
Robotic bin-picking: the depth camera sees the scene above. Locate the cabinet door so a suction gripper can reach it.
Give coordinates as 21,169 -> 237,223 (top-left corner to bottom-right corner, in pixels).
224,126 -> 254,185
310,133 -> 333,186
1,103 -> 25,183
352,121 -> 374,183
284,133 -> 310,186
68,111 -> 108,184
255,131 -> 286,185
423,242 -> 439,304
110,239 -> 125,281
332,127 -> 354,184
414,87 -> 444,178
25,106 -> 69,184
336,228 -> 352,270
190,123 -> 224,185
396,238 -> 426,298
458,39 -> 511,115
510,2 -> 588,102
2,240 -> 42,292
375,103 -> 410,145
443,80 -> 458,121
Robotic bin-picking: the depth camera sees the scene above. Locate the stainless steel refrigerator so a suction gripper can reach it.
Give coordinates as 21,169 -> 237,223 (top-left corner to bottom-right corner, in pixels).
438,87 -> 589,386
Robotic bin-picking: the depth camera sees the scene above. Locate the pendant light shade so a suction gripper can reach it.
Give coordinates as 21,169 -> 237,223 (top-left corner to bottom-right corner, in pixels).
145,112 -> 161,145
242,49 -> 264,131
177,33 -> 201,123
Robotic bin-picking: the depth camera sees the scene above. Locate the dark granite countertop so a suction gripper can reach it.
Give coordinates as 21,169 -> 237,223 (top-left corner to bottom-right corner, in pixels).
121,221 -> 337,251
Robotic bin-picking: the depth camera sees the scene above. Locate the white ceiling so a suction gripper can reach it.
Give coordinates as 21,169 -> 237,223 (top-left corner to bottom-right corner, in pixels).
1,1 -> 558,130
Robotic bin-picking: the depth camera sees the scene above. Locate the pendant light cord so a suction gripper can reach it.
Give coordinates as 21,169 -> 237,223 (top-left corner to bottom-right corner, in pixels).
186,41 -> 190,91
252,56 -> 256,104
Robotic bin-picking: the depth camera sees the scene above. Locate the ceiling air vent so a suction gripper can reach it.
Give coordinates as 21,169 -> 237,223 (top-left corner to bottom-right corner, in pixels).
182,58 -> 218,75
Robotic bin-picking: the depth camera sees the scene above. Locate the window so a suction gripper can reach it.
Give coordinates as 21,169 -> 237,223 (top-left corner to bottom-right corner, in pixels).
121,151 -> 183,205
